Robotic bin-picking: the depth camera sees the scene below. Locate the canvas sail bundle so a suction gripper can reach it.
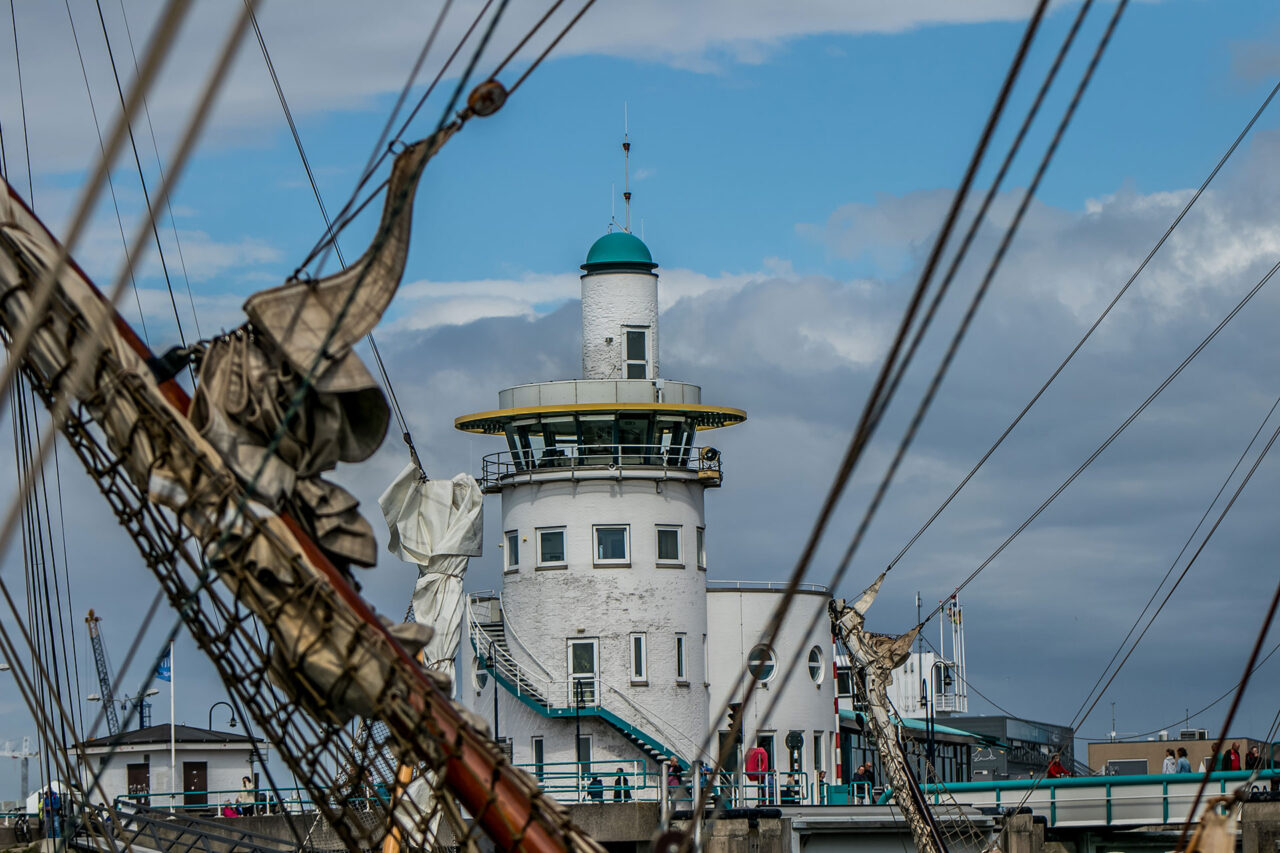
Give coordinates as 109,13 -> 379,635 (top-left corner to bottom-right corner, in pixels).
189,127 -> 456,572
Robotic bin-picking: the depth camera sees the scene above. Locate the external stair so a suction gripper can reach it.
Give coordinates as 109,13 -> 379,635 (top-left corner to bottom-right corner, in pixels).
468,594 -> 691,772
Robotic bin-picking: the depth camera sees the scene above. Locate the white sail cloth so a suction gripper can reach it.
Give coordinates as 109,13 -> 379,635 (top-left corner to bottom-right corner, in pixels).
379,465 -> 483,684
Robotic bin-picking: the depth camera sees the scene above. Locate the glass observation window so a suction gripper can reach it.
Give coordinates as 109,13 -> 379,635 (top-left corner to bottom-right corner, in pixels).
676,634 -> 687,682
630,633 -> 647,682
538,529 -> 566,565
594,526 -> 629,563
696,528 -> 706,568
625,329 -> 648,379
657,527 -> 681,563
505,532 -> 519,569
808,646 -> 824,683
747,644 -> 776,682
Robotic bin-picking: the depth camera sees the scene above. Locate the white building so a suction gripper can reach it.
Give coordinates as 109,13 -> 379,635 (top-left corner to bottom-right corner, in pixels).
459,229 -> 837,799
78,725 -> 263,810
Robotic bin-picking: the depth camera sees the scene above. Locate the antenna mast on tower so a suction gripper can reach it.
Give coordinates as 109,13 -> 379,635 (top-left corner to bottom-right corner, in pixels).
623,103 -> 632,233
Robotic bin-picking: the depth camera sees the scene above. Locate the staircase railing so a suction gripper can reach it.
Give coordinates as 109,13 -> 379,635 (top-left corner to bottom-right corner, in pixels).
489,592 -> 556,683
466,596 -> 553,705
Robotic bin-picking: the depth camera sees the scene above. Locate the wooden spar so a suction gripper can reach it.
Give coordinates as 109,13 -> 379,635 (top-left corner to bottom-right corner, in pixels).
1,178 -> 590,853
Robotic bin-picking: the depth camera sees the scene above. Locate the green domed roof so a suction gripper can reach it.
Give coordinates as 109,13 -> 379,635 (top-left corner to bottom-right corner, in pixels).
581,231 -> 658,273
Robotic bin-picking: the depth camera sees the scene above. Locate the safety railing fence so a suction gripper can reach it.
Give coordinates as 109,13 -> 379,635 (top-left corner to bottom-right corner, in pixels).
113,786 -> 333,816
480,444 -> 720,487
517,763 -> 821,808
927,769 -> 1280,827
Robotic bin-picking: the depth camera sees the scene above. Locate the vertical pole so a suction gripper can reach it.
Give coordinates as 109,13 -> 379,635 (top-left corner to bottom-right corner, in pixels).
169,641 -> 176,810
491,641 -> 499,744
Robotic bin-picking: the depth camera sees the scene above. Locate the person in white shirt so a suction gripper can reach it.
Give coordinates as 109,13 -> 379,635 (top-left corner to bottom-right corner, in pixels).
1161,748 -> 1177,775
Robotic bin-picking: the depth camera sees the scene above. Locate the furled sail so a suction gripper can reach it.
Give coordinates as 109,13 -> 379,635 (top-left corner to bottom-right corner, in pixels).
379,465 -> 484,849
189,126 -> 457,572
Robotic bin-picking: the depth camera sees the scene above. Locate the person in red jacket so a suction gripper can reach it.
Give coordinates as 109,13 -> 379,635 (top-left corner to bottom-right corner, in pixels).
1227,743 -> 1242,771
1046,754 -> 1070,778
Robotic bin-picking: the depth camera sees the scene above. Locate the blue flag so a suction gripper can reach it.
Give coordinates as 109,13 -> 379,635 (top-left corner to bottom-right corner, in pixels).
155,651 -> 171,683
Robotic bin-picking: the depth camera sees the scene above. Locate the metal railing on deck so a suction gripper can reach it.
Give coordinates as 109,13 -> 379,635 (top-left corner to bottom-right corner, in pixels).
481,444 -> 720,487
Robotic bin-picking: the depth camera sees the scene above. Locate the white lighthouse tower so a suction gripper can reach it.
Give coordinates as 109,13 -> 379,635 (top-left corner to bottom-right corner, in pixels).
457,227 -> 745,786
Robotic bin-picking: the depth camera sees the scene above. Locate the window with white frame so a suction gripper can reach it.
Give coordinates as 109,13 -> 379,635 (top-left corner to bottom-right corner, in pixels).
504,531 -> 519,571
594,525 -> 629,565
624,328 -> 648,379
629,633 -> 647,683
656,525 -> 681,565
675,634 -> 687,683
696,527 -> 706,569
807,645 -> 825,683
537,528 -> 566,567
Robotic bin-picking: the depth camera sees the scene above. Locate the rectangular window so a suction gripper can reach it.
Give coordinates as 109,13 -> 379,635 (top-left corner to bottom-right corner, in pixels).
532,737 -> 545,782
675,634 -> 687,683
630,632 -> 647,682
505,531 -> 519,571
696,527 -> 706,569
537,528 -> 566,567
703,633 -> 709,686
594,525 -> 629,565
836,667 -> 853,698
657,526 -> 682,564
813,732 -> 823,771
625,329 -> 648,379
576,734 -> 592,771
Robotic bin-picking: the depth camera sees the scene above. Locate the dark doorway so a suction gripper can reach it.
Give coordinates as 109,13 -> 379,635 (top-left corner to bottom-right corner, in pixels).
126,763 -> 150,805
183,761 -> 208,808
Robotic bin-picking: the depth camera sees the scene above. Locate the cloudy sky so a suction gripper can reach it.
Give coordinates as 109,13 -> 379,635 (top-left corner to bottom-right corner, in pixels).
3,0 -> 1280,799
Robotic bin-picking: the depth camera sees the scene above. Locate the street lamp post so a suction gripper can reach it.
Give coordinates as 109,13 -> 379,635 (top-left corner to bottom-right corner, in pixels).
208,701 -> 238,731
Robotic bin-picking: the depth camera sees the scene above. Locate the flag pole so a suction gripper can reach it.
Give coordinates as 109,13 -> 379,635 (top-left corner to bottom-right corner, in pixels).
169,640 -> 176,810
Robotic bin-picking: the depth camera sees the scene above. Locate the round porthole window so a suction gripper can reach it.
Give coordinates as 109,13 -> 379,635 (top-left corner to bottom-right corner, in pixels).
473,658 -> 489,690
747,644 -> 776,682
807,646 -> 824,684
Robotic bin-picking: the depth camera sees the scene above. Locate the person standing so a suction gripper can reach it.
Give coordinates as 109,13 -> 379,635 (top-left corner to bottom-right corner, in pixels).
235,776 -> 256,816
1176,747 -> 1192,773
613,768 -> 632,802
586,776 -> 603,802
1228,743 -> 1242,771
1246,746 -> 1261,770
1162,748 -> 1177,775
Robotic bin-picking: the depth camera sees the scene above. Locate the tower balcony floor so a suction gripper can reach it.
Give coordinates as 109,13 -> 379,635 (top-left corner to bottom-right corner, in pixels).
479,444 -> 722,492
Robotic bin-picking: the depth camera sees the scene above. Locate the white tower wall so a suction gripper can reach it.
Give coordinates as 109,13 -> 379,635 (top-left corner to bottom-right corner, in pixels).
707,589 -> 837,777
500,478 -> 708,754
581,270 -> 659,380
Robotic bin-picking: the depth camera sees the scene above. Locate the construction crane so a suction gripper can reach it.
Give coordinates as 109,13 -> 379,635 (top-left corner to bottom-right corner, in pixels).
85,610 -> 121,736
0,737 -> 39,803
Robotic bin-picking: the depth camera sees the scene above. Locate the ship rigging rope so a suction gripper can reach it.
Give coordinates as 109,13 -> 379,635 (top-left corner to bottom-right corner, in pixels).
887,74 -> 1280,578
701,3 -> 1127,817
296,0 -> 496,274
5,6 -> 90,784
61,0 -> 152,344
246,4 -> 419,468
0,6 -> 256,815
93,0 -> 193,357
0,1 -> 249,589
8,0 -> 33,204
1001,386 -> 1280,817
921,253 -> 1280,630
115,0 -> 202,340
1175,536 -> 1280,850
297,0 -> 596,274
0,0 -> 189,448
1068,391 -> 1280,735
685,0 -> 1056,822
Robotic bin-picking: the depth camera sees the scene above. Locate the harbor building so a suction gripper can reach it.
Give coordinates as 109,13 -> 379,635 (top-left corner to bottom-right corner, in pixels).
458,230 -> 836,796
